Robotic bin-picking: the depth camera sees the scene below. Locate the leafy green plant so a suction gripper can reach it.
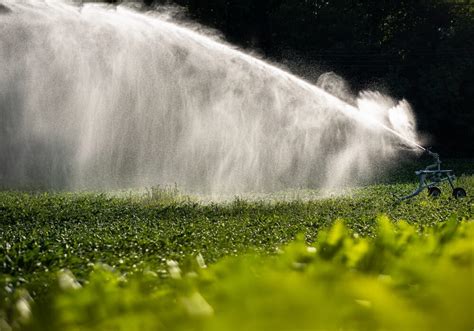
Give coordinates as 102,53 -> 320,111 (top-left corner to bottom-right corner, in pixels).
146,184 -> 193,205
0,175 -> 473,330
6,217 -> 472,331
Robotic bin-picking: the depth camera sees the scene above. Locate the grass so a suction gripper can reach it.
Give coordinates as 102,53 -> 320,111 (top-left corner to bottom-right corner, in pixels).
0,164 -> 473,330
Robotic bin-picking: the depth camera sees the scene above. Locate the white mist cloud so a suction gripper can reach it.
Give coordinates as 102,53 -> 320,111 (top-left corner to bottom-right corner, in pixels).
0,0 -> 421,193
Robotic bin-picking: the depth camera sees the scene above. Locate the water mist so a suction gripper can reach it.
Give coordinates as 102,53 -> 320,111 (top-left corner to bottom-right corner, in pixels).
0,1 -> 421,194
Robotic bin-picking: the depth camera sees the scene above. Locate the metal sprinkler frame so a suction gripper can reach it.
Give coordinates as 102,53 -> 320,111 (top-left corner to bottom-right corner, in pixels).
397,148 -> 467,201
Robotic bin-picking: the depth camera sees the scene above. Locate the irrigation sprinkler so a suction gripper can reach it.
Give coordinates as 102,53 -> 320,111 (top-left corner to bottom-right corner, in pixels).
397,148 -> 467,201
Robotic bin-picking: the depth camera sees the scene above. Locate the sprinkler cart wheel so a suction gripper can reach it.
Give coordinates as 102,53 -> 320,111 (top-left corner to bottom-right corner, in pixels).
428,187 -> 441,198
397,148 -> 464,202
452,187 -> 467,199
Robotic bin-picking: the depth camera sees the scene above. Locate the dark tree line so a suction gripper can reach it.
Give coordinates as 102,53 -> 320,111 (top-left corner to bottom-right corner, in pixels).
109,0 -> 474,156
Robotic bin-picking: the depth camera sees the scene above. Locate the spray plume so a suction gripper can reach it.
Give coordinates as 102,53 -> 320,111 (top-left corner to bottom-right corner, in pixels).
0,1 -> 422,193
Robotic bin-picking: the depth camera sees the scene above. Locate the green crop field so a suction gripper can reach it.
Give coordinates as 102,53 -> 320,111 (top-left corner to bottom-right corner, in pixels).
1,167 -> 473,331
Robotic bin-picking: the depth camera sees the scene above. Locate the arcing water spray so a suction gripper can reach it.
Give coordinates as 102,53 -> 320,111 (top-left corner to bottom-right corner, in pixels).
0,1 -> 423,194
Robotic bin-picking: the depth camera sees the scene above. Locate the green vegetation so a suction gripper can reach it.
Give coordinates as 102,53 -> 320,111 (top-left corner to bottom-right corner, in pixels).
1,175 -> 473,330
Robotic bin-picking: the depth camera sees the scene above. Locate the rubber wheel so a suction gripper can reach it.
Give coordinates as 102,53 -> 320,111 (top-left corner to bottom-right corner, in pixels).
452,187 -> 467,199
428,187 -> 441,198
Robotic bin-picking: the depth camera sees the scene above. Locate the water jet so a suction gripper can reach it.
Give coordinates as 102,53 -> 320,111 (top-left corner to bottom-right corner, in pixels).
0,0 -> 422,194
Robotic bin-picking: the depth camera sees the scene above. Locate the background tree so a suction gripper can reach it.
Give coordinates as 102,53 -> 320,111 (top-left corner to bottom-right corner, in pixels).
106,0 -> 474,156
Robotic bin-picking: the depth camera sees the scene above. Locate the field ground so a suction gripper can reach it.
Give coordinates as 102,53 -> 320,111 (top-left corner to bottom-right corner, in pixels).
0,160 -> 473,330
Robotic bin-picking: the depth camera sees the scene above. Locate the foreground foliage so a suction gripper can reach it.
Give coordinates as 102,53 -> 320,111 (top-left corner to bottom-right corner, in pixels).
0,176 -> 473,330
3,217 -> 473,331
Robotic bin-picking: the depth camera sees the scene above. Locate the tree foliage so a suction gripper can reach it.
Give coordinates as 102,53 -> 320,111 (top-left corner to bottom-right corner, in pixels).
108,0 -> 473,155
